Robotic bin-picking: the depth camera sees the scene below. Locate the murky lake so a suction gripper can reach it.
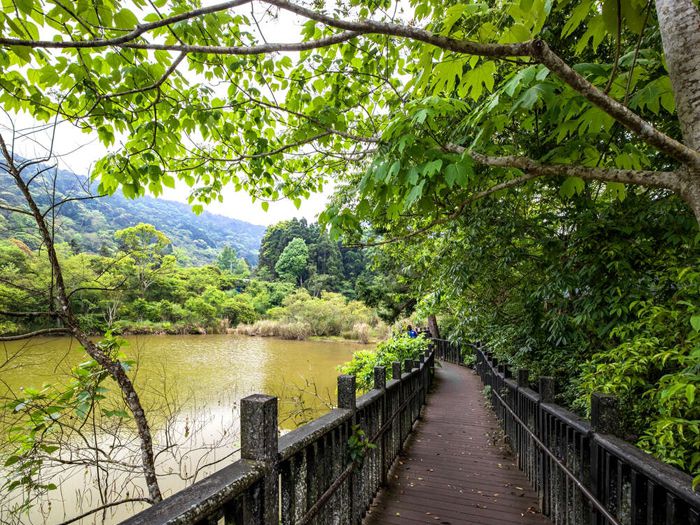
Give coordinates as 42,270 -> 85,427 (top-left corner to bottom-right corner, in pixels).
0,335 -> 365,524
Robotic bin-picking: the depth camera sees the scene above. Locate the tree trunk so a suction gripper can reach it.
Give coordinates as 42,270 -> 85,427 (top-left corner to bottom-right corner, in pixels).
0,139 -> 163,504
656,0 -> 700,222
427,314 -> 441,339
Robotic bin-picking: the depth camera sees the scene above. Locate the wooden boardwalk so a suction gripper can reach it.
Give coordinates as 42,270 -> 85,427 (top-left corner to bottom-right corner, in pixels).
364,362 -> 550,525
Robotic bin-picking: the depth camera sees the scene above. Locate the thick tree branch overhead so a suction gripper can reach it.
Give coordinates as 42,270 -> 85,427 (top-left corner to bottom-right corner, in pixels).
1,0 -> 696,170
0,0 -> 699,225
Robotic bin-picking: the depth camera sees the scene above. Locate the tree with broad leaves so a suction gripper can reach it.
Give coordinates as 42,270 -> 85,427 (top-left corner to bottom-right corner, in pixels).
115,222 -> 175,294
275,236 -> 309,285
0,0 -> 697,234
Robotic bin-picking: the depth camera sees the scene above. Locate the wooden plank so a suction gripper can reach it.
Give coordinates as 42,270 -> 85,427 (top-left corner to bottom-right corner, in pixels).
363,363 -> 550,525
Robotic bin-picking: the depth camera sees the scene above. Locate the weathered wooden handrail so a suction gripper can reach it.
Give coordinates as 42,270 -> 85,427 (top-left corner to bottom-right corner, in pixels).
432,337 -> 462,364
122,348 -> 435,525
472,345 -> 700,525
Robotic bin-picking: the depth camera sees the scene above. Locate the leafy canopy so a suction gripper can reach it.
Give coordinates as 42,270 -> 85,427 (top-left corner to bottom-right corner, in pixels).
0,0 -> 692,233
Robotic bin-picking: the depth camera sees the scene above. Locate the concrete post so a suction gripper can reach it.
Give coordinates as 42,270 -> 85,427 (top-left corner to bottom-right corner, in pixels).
241,394 -> 278,525
392,361 -> 402,381
517,369 -> 529,388
539,377 -> 556,403
591,393 -> 620,436
338,375 -> 356,411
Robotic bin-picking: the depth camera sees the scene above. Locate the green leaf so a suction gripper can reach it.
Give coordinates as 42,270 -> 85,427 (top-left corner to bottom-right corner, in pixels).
690,315 -> 700,332
560,177 -> 585,198
4,455 -> 21,467
15,0 -> 34,15
686,384 -> 696,406
601,0 -> 620,34
403,180 -> 425,210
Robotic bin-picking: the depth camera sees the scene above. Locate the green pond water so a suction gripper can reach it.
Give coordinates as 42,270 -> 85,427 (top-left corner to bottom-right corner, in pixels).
0,334 -> 366,524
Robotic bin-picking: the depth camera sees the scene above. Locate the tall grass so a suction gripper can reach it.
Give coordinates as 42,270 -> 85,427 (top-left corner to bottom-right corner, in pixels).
235,320 -> 311,340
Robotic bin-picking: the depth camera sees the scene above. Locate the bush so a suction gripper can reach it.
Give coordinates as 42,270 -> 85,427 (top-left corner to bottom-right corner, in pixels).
339,334 -> 430,390
274,289 -> 379,337
575,268 -> 700,488
222,294 -> 257,325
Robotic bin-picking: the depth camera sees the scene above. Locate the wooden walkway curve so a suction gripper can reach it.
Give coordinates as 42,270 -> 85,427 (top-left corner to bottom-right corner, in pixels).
364,362 -> 551,525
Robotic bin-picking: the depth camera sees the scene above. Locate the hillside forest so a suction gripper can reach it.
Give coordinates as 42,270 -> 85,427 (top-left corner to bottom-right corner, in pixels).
0,208 -> 392,342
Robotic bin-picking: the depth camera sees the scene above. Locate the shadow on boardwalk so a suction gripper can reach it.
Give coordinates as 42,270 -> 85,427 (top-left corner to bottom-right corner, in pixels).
364,362 -> 551,525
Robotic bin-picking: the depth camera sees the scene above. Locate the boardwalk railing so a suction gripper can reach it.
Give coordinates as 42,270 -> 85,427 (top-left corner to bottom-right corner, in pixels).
432,337 -> 462,363
473,345 -> 700,525
122,349 -> 435,525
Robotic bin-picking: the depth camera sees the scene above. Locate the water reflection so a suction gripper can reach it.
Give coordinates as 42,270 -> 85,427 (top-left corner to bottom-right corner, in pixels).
0,334 -> 365,524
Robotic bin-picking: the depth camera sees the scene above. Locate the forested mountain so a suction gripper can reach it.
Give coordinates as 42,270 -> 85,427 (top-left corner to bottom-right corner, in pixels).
0,163 -> 266,265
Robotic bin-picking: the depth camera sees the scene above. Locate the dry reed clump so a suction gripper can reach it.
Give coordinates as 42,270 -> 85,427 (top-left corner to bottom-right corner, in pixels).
235,320 -> 311,340
350,322 -> 371,344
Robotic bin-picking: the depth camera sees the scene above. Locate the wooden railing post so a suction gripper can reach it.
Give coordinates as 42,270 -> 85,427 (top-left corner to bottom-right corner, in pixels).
337,375 -> 357,521
241,394 -> 279,525
392,360 -> 404,451
539,377 -> 555,403
392,361 -> 402,382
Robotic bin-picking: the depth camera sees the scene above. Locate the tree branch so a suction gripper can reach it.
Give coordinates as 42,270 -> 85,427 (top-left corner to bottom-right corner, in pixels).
0,328 -> 71,341
57,498 -> 153,525
461,149 -> 682,191
122,30 -> 363,54
1,0 -> 697,168
0,310 -> 57,317
0,0 -> 254,49
100,52 -> 186,100
360,153 -> 680,248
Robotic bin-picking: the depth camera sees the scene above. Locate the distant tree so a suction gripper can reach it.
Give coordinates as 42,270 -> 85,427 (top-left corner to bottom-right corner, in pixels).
115,223 -> 175,295
68,238 -> 81,254
258,219 -> 311,279
216,245 -> 238,271
216,245 -> 250,275
275,238 -> 309,286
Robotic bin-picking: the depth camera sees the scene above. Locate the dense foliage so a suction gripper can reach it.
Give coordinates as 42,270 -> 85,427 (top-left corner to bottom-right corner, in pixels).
237,289 -> 384,341
0,216 -> 388,340
339,334 -> 430,390
367,187 -> 700,485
